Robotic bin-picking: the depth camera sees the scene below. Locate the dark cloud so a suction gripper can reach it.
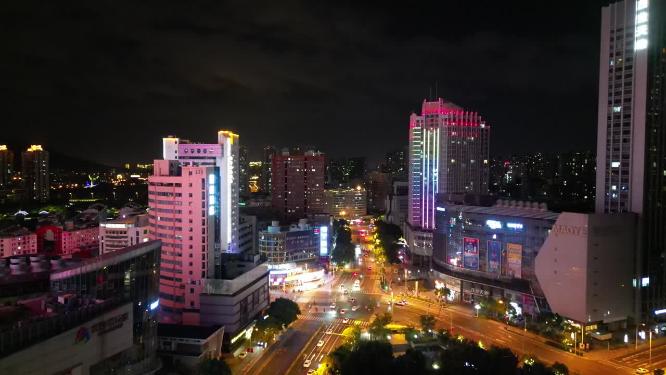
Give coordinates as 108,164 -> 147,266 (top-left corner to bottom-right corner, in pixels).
1,0 -> 606,166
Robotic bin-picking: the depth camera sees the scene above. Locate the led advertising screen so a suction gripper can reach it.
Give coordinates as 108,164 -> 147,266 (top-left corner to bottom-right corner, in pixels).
506,243 -> 523,278
487,240 -> 501,274
463,237 -> 479,270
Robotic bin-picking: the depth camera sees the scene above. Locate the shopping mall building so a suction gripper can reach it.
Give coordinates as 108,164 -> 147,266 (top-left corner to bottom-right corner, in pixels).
432,194 -> 636,327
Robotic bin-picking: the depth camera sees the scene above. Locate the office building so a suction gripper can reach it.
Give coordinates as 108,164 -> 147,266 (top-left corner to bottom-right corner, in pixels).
596,0 -> 666,318
0,241 -> 161,375
199,254 -> 269,350
385,180 -> 409,226
21,144 -> 49,202
261,146 -> 276,194
239,145 -> 249,198
406,99 -> 490,265
432,194 -> 636,327
99,214 -> 150,254
0,145 -> 13,187
271,149 -> 326,218
324,186 -> 367,219
157,324 -> 224,370
238,214 -> 257,254
36,222 -> 99,257
327,157 -> 365,186
382,148 -> 408,178
0,226 -> 37,258
150,131 -> 239,324
258,219 -> 323,264
366,171 -> 390,213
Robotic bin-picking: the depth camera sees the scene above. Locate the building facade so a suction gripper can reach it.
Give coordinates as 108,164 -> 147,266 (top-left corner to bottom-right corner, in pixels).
385,180 -> 409,226
596,0 -> 666,319
99,214 -> 150,254
324,186 -> 367,219
0,145 -> 14,187
238,214 -> 257,255
407,99 -> 490,265
21,145 -> 49,202
258,220 -> 321,264
271,149 -> 326,218
36,224 -> 99,257
0,227 -> 37,258
432,195 -> 636,325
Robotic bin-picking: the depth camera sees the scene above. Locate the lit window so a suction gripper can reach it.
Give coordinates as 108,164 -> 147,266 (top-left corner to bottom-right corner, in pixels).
612,161 -> 621,168
613,106 -> 622,113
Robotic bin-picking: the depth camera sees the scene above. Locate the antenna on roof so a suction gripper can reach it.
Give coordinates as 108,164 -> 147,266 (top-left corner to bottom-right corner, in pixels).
428,86 -> 432,100
435,80 -> 438,99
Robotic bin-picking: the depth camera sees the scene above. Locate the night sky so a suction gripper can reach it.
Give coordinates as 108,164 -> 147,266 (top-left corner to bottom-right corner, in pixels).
3,1 -> 607,166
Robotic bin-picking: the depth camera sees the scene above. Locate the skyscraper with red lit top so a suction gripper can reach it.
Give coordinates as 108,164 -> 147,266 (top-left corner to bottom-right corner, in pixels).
406,98 -> 490,265
271,149 -> 326,218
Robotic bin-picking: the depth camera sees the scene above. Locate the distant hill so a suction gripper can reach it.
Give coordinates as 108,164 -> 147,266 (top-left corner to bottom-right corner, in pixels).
1,140 -> 114,172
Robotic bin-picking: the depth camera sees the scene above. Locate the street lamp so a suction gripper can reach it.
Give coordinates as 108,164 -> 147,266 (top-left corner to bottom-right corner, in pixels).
474,304 -> 481,318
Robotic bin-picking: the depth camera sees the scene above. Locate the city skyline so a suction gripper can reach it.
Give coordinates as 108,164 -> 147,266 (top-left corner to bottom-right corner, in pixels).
3,1 -> 607,166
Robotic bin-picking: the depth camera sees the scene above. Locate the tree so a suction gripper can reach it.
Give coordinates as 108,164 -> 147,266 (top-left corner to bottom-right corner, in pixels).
435,286 -> 451,302
267,297 -> 301,326
420,314 -> 436,333
197,358 -> 231,375
393,348 -> 427,374
332,219 -> 355,265
341,325 -> 361,349
339,341 -> 394,375
550,362 -> 569,375
369,312 -> 392,340
487,346 -> 519,375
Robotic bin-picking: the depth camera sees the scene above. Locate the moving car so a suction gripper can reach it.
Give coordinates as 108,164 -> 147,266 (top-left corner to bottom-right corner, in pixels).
326,329 -> 333,334
349,297 -> 356,303
340,309 -> 346,314
351,305 -> 359,311
307,370 -> 316,375
303,359 -> 312,368
317,340 -> 325,347
635,368 -> 649,374
329,303 -> 336,309
238,352 -> 247,359
343,318 -> 350,323
395,300 -> 407,306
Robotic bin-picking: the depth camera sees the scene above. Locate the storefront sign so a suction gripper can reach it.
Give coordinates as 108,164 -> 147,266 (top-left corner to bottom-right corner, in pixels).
506,243 -> 522,278
463,237 -> 479,270
487,240 -> 501,274
91,312 -> 129,336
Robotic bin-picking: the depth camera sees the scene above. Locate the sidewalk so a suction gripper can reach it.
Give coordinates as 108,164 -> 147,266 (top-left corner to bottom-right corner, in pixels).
585,336 -> 666,361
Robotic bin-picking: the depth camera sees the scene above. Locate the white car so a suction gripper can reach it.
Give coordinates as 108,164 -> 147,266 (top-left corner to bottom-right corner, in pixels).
351,305 -> 359,311
317,340 -> 325,347
303,359 -> 312,368
307,370 -> 316,375
326,329 -> 333,334
238,352 -> 247,359
343,318 -> 350,323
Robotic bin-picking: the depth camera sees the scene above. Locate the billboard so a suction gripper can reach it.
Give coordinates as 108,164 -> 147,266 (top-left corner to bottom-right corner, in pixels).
463,237 -> 479,270
319,226 -> 328,256
487,240 -> 501,274
506,243 -> 523,278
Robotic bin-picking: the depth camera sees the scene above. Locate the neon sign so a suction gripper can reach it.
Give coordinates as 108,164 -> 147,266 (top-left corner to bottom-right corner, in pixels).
485,220 -> 502,230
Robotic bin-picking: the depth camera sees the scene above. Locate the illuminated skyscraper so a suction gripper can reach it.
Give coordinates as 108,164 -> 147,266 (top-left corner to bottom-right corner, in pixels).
408,99 -> 490,230
21,145 -> 49,202
406,99 -> 490,265
0,145 -> 14,187
149,131 -> 240,323
596,0 -> 665,318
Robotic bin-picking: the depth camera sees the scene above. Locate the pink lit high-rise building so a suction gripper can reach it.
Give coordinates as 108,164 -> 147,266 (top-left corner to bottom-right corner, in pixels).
149,131 -> 239,324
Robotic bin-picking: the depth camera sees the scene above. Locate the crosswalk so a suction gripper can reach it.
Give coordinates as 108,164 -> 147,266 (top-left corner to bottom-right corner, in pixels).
298,314 -> 370,328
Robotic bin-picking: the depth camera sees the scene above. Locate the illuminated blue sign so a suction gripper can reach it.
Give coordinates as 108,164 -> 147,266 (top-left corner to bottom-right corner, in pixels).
485,220 -> 502,230
655,309 -> 666,315
506,222 -> 523,230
